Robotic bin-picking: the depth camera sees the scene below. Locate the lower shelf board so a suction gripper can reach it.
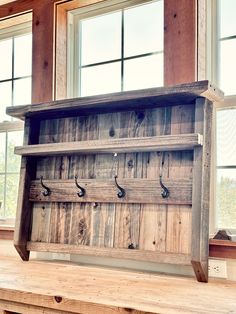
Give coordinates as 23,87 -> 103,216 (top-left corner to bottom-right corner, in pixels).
26,242 -> 191,265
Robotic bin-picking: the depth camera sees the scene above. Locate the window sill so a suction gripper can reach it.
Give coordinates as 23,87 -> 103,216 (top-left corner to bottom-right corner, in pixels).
0,225 -> 14,240
209,239 -> 236,259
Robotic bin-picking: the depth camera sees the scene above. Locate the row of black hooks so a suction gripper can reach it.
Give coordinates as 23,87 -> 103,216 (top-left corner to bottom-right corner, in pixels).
40,175 -> 169,200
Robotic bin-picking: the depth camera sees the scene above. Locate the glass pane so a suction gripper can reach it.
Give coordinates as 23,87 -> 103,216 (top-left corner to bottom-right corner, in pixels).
80,62 -> 121,96
219,0 -> 236,38
0,132 -> 6,173
219,39 -> 236,95
124,0 -> 163,57
13,77 -> 31,106
5,173 -> 19,218
217,169 -> 236,229
0,38 -> 12,80
0,175 -> 5,217
14,33 -> 32,77
7,130 -> 23,172
80,11 -> 121,65
217,109 -> 236,166
124,54 -> 163,91
0,81 -> 12,122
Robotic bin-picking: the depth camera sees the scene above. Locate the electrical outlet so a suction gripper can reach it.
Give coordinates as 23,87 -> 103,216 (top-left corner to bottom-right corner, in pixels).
208,259 -> 227,278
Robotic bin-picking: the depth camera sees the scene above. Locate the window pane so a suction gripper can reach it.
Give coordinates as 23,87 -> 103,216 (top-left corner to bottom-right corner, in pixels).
7,130 -> 23,172
217,109 -> 236,166
0,38 -> 12,80
80,62 -> 121,96
13,77 -> 31,106
5,173 -> 19,218
124,54 -> 163,91
0,133 -> 6,173
0,81 -> 12,122
124,0 -> 163,57
217,169 -> 236,229
80,11 -> 121,65
14,33 -> 32,77
0,175 -> 5,217
219,0 -> 236,38
219,39 -> 236,95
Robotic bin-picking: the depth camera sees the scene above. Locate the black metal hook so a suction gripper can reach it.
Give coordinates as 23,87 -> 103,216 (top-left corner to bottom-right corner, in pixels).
40,176 -> 51,197
159,175 -> 170,199
114,175 -> 126,198
75,175 -> 86,197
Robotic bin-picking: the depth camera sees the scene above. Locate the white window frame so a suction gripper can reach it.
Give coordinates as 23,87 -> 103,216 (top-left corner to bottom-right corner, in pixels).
207,0 -> 236,235
67,0 -> 163,98
0,21 -> 32,226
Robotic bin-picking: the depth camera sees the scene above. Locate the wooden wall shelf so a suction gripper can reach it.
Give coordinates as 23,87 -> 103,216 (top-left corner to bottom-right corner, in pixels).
7,81 -> 223,282
15,133 -> 202,156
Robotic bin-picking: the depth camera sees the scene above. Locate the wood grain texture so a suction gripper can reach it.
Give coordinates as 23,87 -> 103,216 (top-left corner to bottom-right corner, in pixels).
29,178 -> 192,205
0,257 -> 236,314
191,97 -> 213,282
6,81 -> 223,120
164,0 -> 196,85
14,118 -> 40,260
27,242 -> 190,265
15,133 -> 203,156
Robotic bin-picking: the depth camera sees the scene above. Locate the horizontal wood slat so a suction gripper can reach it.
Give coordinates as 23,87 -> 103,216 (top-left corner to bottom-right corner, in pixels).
27,242 -> 191,265
15,134 -> 202,156
29,178 -> 192,205
6,81 -> 223,120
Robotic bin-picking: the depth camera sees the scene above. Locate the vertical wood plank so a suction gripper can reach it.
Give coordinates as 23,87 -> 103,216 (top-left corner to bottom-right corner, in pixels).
32,1 -> 55,103
166,105 -> 194,255
14,118 -> 40,260
164,0 -> 197,85
191,97 -> 213,282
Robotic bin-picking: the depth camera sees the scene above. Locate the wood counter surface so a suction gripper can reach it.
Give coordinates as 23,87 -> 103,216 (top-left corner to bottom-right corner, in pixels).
0,256 -> 236,313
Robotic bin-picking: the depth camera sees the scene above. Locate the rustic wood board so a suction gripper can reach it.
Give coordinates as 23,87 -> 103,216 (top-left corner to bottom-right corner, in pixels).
6,80 -> 223,120
30,104 -> 194,260
0,257 -> 236,314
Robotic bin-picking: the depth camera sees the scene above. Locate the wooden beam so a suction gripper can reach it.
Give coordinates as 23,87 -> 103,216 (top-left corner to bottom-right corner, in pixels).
14,134 -> 203,156
27,242 -> 191,265
191,97 -> 213,282
29,178 -> 192,205
164,0 -> 197,85
32,1 -> 55,103
14,118 -> 40,261
6,81 -> 224,120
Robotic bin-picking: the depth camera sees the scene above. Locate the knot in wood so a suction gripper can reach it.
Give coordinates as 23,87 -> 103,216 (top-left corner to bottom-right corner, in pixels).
54,296 -> 63,303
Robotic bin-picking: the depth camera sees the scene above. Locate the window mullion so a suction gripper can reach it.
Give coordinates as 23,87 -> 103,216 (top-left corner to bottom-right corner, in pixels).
121,9 -> 124,92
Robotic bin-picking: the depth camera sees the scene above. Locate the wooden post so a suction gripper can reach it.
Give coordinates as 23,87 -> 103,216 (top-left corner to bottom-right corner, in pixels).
191,97 -> 213,282
14,118 -> 40,260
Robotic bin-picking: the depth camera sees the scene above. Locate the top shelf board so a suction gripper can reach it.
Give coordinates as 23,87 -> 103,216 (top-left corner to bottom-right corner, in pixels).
7,80 -> 223,121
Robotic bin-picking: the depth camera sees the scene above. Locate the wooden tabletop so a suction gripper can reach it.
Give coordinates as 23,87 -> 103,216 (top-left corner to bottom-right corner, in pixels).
0,256 -> 235,313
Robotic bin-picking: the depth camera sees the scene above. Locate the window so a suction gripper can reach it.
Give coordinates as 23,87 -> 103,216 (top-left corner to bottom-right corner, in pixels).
69,0 -> 163,97
212,0 -> 236,231
0,23 -> 32,224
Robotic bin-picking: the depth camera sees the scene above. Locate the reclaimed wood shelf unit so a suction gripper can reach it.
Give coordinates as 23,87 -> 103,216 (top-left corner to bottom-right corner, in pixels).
7,80 -> 223,282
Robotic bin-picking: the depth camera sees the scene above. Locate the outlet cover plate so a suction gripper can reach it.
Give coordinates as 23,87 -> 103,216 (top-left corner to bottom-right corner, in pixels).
208,259 -> 227,278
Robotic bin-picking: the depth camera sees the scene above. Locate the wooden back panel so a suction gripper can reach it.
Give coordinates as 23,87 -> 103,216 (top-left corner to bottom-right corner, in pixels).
30,104 -> 194,257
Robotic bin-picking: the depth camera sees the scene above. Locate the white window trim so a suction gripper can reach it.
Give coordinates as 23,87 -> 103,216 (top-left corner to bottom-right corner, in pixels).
207,0 -> 236,235
67,0 -> 162,98
0,21 -> 32,226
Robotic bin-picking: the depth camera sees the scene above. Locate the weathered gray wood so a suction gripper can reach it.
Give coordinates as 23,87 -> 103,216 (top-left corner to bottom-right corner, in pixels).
26,241 -> 191,265
14,118 -> 40,260
6,80 -> 223,120
191,97 -> 213,282
15,133 -> 203,156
